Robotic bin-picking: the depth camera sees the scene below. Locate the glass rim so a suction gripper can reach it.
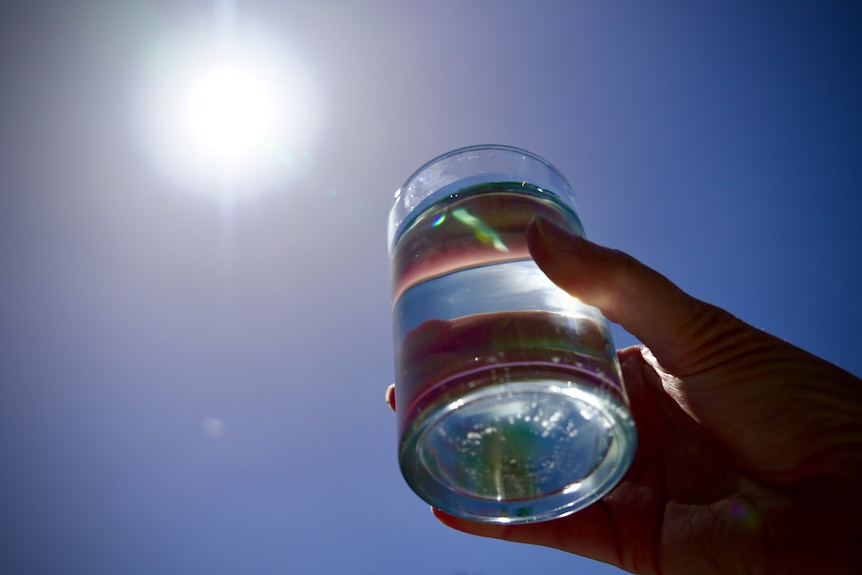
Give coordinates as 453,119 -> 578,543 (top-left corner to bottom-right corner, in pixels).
400,144 -> 570,190
389,144 -> 577,249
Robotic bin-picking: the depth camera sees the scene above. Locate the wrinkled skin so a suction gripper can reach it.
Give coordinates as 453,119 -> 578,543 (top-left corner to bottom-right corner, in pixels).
385,217 -> 862,574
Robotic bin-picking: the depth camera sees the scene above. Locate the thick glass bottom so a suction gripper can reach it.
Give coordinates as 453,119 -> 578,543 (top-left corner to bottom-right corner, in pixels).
399,377 -> 636,524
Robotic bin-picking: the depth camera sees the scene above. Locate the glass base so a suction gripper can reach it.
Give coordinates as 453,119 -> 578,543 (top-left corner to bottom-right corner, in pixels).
399,378 -> 636,524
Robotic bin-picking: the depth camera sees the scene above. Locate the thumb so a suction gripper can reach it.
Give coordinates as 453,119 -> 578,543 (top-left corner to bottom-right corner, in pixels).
527,216 -> 735,376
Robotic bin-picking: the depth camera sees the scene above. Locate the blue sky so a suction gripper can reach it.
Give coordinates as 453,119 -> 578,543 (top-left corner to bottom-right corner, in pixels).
1,1 -> 860,574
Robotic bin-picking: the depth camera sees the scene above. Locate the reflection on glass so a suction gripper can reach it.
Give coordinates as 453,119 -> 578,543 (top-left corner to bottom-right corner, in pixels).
452,208 -> 508,252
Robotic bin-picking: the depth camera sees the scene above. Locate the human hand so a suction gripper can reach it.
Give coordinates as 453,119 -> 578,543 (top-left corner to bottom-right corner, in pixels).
386,217 -> 862,574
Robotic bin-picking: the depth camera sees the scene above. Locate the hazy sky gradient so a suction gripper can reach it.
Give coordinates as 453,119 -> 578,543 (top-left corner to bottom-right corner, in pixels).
1,2 -> 860,574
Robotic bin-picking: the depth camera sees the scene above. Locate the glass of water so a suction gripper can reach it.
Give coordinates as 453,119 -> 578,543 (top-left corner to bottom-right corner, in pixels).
388,145 -> 636,524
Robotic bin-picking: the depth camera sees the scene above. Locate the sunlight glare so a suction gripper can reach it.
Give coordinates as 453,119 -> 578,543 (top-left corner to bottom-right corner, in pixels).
184,62 -> 279,172
135,16 -> 322,194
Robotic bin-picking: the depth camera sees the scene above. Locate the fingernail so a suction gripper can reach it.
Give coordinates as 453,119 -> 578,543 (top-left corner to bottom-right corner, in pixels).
534,216 -> 582,252
385,384 -> 396,411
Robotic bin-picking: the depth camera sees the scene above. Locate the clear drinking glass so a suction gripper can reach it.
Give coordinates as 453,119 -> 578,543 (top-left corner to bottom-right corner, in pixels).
388,145 -> 636,524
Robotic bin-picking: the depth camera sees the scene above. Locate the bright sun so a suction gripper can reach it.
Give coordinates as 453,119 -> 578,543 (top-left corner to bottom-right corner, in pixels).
184,61 -> 280,172
135,16 -> 321,193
